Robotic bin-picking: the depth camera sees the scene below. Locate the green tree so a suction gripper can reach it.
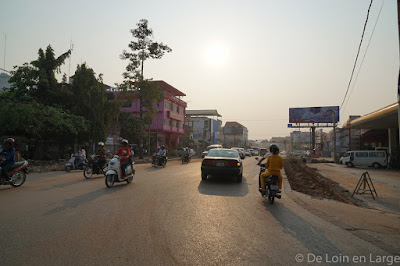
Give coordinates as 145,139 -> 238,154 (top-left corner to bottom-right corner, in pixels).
9,45 -> 71,106
120,19 -> 172,158
70,63 -> 121,143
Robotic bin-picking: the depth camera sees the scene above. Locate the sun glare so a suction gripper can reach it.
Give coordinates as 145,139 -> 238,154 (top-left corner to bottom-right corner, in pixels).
205,44 -> 227,65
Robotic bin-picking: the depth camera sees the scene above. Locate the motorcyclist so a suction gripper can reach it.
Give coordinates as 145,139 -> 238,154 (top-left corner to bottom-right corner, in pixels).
95,142 -> 106,169
259,145 -> 283,195
182,147 -> 190,161
257,144 -> 277,189
115,139 -> 131,176
157,145 -> 167,164
0,138 -> 16,182
76,146 -> 86,168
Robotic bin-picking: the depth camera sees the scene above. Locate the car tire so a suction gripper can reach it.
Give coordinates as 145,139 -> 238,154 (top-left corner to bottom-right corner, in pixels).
236,173 -> 242,183
372,162 -> 381,169
201,172 -> 207,181
346,162 -> 354,168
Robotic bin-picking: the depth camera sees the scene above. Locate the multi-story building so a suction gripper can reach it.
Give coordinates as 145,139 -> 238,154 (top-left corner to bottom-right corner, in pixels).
121,80 -> 187,151
185,110 -> 222,152
223,121 -> 248,148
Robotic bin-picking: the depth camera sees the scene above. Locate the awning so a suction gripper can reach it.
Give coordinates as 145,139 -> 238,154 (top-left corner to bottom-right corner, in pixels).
342,103 -> 398,129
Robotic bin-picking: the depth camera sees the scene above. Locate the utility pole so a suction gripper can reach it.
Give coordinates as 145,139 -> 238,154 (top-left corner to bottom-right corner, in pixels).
397,0 -> 400,153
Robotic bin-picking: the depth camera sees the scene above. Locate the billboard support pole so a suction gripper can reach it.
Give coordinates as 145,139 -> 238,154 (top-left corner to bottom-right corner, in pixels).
333,111 -> 337,163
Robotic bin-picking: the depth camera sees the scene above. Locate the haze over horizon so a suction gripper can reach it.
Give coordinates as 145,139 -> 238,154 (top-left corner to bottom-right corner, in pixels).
1,0 -> 398,140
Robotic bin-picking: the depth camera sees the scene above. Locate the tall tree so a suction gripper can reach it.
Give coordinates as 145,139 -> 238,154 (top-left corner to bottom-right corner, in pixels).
70,63 -> 121,143
120,19 -> 172,158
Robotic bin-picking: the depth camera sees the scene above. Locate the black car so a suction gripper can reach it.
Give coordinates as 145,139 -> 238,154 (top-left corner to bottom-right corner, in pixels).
201,148 -> 243,182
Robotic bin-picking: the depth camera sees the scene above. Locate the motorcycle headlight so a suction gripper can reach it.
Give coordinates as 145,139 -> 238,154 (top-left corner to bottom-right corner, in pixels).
110,162 -> 115,166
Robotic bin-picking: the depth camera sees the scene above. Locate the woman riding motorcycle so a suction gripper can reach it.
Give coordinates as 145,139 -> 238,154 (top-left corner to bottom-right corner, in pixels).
258,145 -> 283,195
95,142 -> 107,169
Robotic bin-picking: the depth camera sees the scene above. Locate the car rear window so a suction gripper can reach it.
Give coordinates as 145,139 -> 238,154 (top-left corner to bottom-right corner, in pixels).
208,150 -> 239,158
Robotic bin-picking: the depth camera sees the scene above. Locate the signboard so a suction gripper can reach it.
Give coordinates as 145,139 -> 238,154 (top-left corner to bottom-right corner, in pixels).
289,106 -> 339,123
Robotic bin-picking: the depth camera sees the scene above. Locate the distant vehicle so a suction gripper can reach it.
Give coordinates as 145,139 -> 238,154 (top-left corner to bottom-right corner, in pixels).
259,148 -> 268,157
340,150 -> 387,169
244,149 -> 252,157
202,144 -> 223,158
231,147 -> 245,159
201,148 -> 243,182
293,150 -> 306,156
251,149 -> 259,156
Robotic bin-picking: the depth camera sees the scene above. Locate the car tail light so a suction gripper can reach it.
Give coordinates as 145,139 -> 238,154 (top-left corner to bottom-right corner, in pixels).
227,161 -> 240,167
202,160 -> 214,166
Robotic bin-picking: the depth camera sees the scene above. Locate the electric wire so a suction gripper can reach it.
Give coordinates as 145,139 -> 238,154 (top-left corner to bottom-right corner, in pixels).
341,0 -> 384,114
340,0 -> 374,110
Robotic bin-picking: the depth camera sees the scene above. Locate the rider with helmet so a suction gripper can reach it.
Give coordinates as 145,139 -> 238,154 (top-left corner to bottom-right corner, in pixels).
95,142 -> 106,169
258,145 -> 283,195
0,138 -> 16,182
257,144 -> 277,189
115,139 -> 131,176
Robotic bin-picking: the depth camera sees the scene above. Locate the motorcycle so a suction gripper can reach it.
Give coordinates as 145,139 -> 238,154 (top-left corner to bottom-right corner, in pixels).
65,153 -> 87,172
0,161 -> 28,187
105,155 -> 135,188
84,155 -> 107,179
257,159 -> 281,204
181,154 -> 191,164
152,155 -> 167,168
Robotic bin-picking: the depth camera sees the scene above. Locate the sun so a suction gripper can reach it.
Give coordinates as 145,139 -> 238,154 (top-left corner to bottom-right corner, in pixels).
205,44 -> 228,65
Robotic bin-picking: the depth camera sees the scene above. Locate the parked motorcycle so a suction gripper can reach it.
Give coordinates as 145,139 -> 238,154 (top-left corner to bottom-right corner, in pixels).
84,155 -> 107,179
105,155 -> 135,188
0,161 -> 28,187
152,155 -> 167,168
65,154 -> 87,172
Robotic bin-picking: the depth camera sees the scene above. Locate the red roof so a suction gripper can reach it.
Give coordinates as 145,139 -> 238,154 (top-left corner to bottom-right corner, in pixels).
152,80 -> 186,97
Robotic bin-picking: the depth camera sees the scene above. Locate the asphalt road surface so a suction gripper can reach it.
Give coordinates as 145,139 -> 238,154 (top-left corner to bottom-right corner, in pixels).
0,158 -> 391,265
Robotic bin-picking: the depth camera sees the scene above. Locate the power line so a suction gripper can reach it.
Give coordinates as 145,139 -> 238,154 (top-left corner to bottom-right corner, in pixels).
342,0 -> 384,113
340,0 -> 374,110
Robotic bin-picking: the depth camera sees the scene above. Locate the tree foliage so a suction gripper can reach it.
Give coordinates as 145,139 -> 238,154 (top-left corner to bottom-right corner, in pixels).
119,19 -> 172,158
70,63 -> 121,142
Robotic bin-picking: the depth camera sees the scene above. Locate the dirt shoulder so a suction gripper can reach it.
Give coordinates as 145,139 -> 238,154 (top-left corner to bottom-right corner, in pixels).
283,157 -> 400,254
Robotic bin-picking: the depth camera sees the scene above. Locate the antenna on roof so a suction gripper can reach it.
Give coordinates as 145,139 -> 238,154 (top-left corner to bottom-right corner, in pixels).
3,33 -> 6,70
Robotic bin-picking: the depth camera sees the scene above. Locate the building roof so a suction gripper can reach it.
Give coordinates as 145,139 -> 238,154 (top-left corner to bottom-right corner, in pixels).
153,80 -> 186,97
225,121 -> 246,128
186,110 -> 222,117
342,102 -> 398,129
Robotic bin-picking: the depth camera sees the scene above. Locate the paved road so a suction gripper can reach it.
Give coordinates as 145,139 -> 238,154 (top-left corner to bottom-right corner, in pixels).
0,158 -> 391,265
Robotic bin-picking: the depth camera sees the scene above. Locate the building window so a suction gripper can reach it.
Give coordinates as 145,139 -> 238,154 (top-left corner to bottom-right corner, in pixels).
164,101 -> 171,110
164,119 -> 171,126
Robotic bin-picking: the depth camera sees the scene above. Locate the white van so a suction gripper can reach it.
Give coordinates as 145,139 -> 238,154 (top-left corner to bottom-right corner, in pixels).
340,150 -> 387,169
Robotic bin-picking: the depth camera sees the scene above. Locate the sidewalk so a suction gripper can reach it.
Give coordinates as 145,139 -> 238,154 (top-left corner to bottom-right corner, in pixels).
282,165 -> 400,254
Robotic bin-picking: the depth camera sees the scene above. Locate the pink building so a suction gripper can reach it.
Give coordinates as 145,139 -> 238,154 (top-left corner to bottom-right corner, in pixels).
122,80 -> 187,150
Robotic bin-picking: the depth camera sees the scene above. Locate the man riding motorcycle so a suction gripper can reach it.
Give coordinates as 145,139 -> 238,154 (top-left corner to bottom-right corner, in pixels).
157,145 -> 167,164
0,138 -> 16,182
115,139 -> 131,176
95,142 -> 106,169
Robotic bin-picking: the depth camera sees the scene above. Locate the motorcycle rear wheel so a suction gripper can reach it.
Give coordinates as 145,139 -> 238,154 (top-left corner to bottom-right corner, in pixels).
10,171 -> 26,187
65,166 -> 72,172
84,166 -> 93,179
268,194 -> 275,204
105,174 -> 115,188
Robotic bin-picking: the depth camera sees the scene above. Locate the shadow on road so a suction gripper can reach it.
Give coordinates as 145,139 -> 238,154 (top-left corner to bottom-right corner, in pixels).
43,185 -> 126,216
197,176 -> 249,197
267,202 -> 343,257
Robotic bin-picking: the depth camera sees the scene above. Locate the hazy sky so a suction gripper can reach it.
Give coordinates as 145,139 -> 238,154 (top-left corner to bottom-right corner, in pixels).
1,0 -> 398,140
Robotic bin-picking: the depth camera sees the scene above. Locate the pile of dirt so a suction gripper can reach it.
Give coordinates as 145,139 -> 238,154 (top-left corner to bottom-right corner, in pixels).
284,157 -> 358,205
